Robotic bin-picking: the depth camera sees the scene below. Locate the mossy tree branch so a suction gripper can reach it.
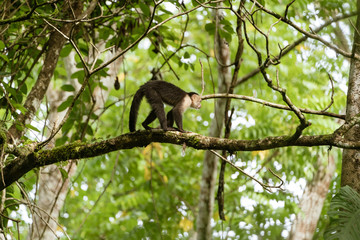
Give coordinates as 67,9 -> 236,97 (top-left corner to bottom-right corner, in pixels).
3,126 -> 360,191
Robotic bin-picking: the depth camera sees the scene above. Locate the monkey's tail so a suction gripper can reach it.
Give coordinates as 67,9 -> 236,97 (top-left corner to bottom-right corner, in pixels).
129,88 -> 145,132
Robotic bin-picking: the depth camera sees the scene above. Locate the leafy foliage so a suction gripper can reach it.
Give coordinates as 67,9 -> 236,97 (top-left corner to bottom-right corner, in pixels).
0,0 -> 357,239
325,186 -> 360,240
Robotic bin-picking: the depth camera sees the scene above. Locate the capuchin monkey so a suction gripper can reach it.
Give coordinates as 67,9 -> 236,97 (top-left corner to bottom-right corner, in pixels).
129,80 -> 201,132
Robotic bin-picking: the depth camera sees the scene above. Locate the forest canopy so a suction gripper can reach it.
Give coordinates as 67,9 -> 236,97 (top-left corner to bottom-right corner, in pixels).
0,0 -> 359,239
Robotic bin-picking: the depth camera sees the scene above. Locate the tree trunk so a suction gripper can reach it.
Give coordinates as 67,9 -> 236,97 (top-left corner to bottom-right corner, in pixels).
28,51 -> 78,240
341,0 -> 360,193
8,1 -> 86,141
196,7 -> 231,240
28,48 -> 123,240
288,156 -> 335,240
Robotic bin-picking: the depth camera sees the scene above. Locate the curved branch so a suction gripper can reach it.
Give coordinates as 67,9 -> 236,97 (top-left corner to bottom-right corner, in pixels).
91,0 -> 205,75
237,12 -> 357,85
210,150 -> 284,192
251,1 -> 359,60
242,16 -> 310,140
3,125 -> 360,191
0,1 -> 59,25
202,93 -> 345,119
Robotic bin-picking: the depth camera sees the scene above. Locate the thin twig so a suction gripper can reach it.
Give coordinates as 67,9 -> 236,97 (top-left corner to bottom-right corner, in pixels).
250,0 -> 359,60
237,12 -> 357,85
74,152 -> 120,235
199,59 -> 205,96
284,0 -> 296,19
321,73 -> 335,112
210,150 -> 284,192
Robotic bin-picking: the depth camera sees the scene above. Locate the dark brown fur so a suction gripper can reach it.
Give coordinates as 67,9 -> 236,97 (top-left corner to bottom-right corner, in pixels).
129,80 -> 201,132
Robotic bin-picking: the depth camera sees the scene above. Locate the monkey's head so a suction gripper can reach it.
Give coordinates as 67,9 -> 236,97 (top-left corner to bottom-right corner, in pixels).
189,93 -> 201,109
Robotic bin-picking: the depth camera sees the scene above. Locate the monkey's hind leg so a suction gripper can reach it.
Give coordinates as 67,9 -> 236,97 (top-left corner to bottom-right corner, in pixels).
142,110 -> 157,130
145,89 -> 169,131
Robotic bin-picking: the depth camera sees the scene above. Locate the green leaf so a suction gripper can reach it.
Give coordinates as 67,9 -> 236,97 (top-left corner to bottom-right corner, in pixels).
20,83 -> 28,94
139,2 -> 151,16
97,67 -> 109,77
86,124 -> 94,136
3,83 -> 16,97
190,63 -> 195,71
55,135 -> 68,147
324,186 -> 360,239
71,71 -> 85,84
205,23 -> 215,35
59,168 -> 69,180
61,84 -> 76,92
81,88 -> 91,103
0,40 -> 5,50
57,96 -> 74,112
159,6 -> 173,15
184,51 -> 190,59
14,122 -> 24,131
191,0 -> 201,7
223,25 -> 235,34
78,41 -> 89,57
0,54 -> 9,62
219,29 -> 232,43
61,119 -> 73,135
220,19 -> 232,26
11,102 -> 27,114
99,81 -> 108,90
60,44 -> 72,57
56,66 -> 67,76
25,124 -> 40,132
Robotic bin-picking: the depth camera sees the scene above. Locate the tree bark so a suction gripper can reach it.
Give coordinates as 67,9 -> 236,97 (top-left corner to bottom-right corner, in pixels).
28,51 -> 79,240
6,126 -> 360,191
15,2 -> 98,239
28,48 -> 123,240
196,6 -> 231,239
341,0 -> 360,193
288,156 -> 335,240
7,0 -> 97,141
28,163 -> 76,240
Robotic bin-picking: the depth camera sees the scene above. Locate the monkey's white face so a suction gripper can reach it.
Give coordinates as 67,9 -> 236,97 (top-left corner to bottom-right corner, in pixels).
190,95 -> 202,109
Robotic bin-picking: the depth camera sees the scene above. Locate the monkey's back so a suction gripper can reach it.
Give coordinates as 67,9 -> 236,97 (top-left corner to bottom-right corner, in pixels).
141,80 -> 188,106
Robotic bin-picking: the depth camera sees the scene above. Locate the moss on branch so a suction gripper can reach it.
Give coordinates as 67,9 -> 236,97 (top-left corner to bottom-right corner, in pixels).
0,129 -> 351,191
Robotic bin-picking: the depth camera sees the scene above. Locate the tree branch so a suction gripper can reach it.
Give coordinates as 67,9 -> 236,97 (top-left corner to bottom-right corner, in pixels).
3,125 -> 360,191
236,12 -> 357,85
202,93 -> 345,119
0,1 -> 59,25
250,1 -> 359,60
